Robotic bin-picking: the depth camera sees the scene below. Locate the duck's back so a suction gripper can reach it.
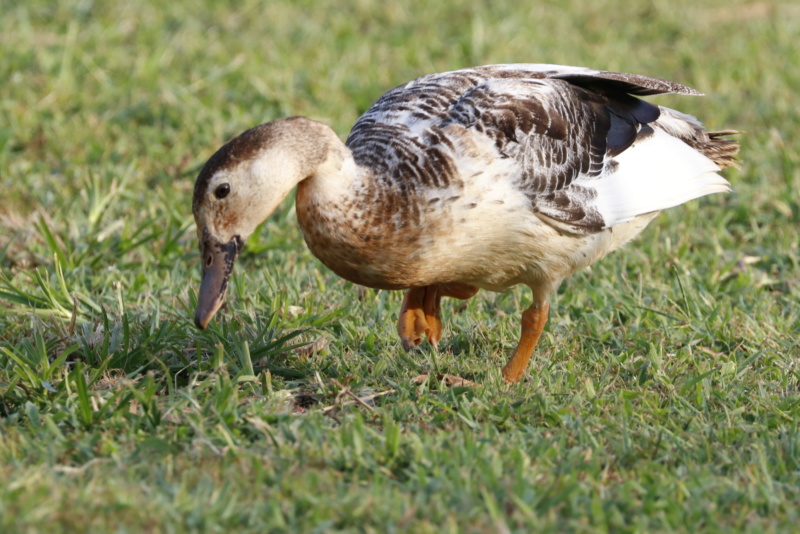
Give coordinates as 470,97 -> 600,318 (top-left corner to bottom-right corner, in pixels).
305,65 -> 738,290
348,64 -> 735,226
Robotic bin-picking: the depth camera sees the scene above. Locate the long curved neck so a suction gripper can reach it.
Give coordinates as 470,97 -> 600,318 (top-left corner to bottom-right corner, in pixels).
293,120 -> 365,219
293,122 -> 375,277
285,118 -> 344,174
241,118 -> 360,236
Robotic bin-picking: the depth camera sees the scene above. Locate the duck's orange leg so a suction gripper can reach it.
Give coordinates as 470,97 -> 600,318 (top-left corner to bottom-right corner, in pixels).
398,288 -> 428,350
398,283 -> 478,350
501,301 -> 550,383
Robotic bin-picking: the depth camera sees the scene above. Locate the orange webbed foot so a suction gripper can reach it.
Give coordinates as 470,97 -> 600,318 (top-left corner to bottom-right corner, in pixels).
397,283 -> 478,350
398,287 -> 430,350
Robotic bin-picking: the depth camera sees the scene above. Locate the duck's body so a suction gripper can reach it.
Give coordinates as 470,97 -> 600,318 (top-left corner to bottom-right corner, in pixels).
193,64 -> 738,383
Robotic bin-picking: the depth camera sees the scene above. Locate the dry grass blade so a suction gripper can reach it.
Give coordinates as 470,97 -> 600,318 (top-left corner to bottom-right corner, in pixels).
322,385 -> 395,414
411,374 -> 478,388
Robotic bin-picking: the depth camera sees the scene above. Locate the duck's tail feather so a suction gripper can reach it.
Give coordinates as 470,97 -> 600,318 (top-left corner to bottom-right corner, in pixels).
655,107 -> 741,169
584,107 -> 739,228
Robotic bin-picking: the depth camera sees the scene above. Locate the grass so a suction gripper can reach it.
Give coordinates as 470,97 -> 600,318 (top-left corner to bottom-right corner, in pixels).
1,0 -> 799,531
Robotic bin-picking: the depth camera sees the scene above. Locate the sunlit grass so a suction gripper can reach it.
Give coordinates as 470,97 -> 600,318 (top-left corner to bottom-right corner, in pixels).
1,0 -> 799,531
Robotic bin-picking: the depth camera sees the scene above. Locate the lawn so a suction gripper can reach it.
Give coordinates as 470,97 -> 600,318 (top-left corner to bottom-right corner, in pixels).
1,0 -> 799,531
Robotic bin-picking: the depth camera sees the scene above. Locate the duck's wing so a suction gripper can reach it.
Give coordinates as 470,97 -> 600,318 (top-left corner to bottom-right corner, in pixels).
347,64 -> 731,233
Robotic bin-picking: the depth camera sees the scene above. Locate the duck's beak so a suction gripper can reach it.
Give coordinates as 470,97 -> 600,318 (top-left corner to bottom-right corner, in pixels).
194,229 -> 240,329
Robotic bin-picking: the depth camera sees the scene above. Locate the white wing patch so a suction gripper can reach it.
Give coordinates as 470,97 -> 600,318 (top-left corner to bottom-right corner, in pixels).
588,126 -> 731,227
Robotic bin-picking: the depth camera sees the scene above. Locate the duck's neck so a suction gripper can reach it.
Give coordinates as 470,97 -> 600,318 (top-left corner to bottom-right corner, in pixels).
292,119 -> 364,221
301,122 -> 361,201
292,120 -> 381,282
240,117 -> 360,235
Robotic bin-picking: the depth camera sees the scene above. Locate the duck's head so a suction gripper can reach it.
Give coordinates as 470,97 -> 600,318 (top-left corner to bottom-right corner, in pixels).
192,118 -> 336,329
192,117 -> 343,329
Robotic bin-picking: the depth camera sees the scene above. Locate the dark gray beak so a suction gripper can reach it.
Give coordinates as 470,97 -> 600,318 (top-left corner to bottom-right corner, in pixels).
194,229 -> 240,329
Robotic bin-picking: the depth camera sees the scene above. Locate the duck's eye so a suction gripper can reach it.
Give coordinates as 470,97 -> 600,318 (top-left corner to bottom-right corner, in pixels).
214,183 -> 230,199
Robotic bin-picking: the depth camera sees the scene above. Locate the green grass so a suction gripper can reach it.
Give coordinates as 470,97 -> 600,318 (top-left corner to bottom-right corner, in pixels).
2,0 -> 799,531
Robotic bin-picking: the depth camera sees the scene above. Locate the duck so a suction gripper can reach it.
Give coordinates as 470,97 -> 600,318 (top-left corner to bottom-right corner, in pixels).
192,63 -> 738,383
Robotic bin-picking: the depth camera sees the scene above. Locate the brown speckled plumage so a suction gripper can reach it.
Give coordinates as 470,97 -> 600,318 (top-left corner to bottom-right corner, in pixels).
342,65 -> 724,237
192,63 -> 739,383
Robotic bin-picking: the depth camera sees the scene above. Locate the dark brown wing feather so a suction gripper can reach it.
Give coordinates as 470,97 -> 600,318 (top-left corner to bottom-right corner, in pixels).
345,65 -> 693,233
